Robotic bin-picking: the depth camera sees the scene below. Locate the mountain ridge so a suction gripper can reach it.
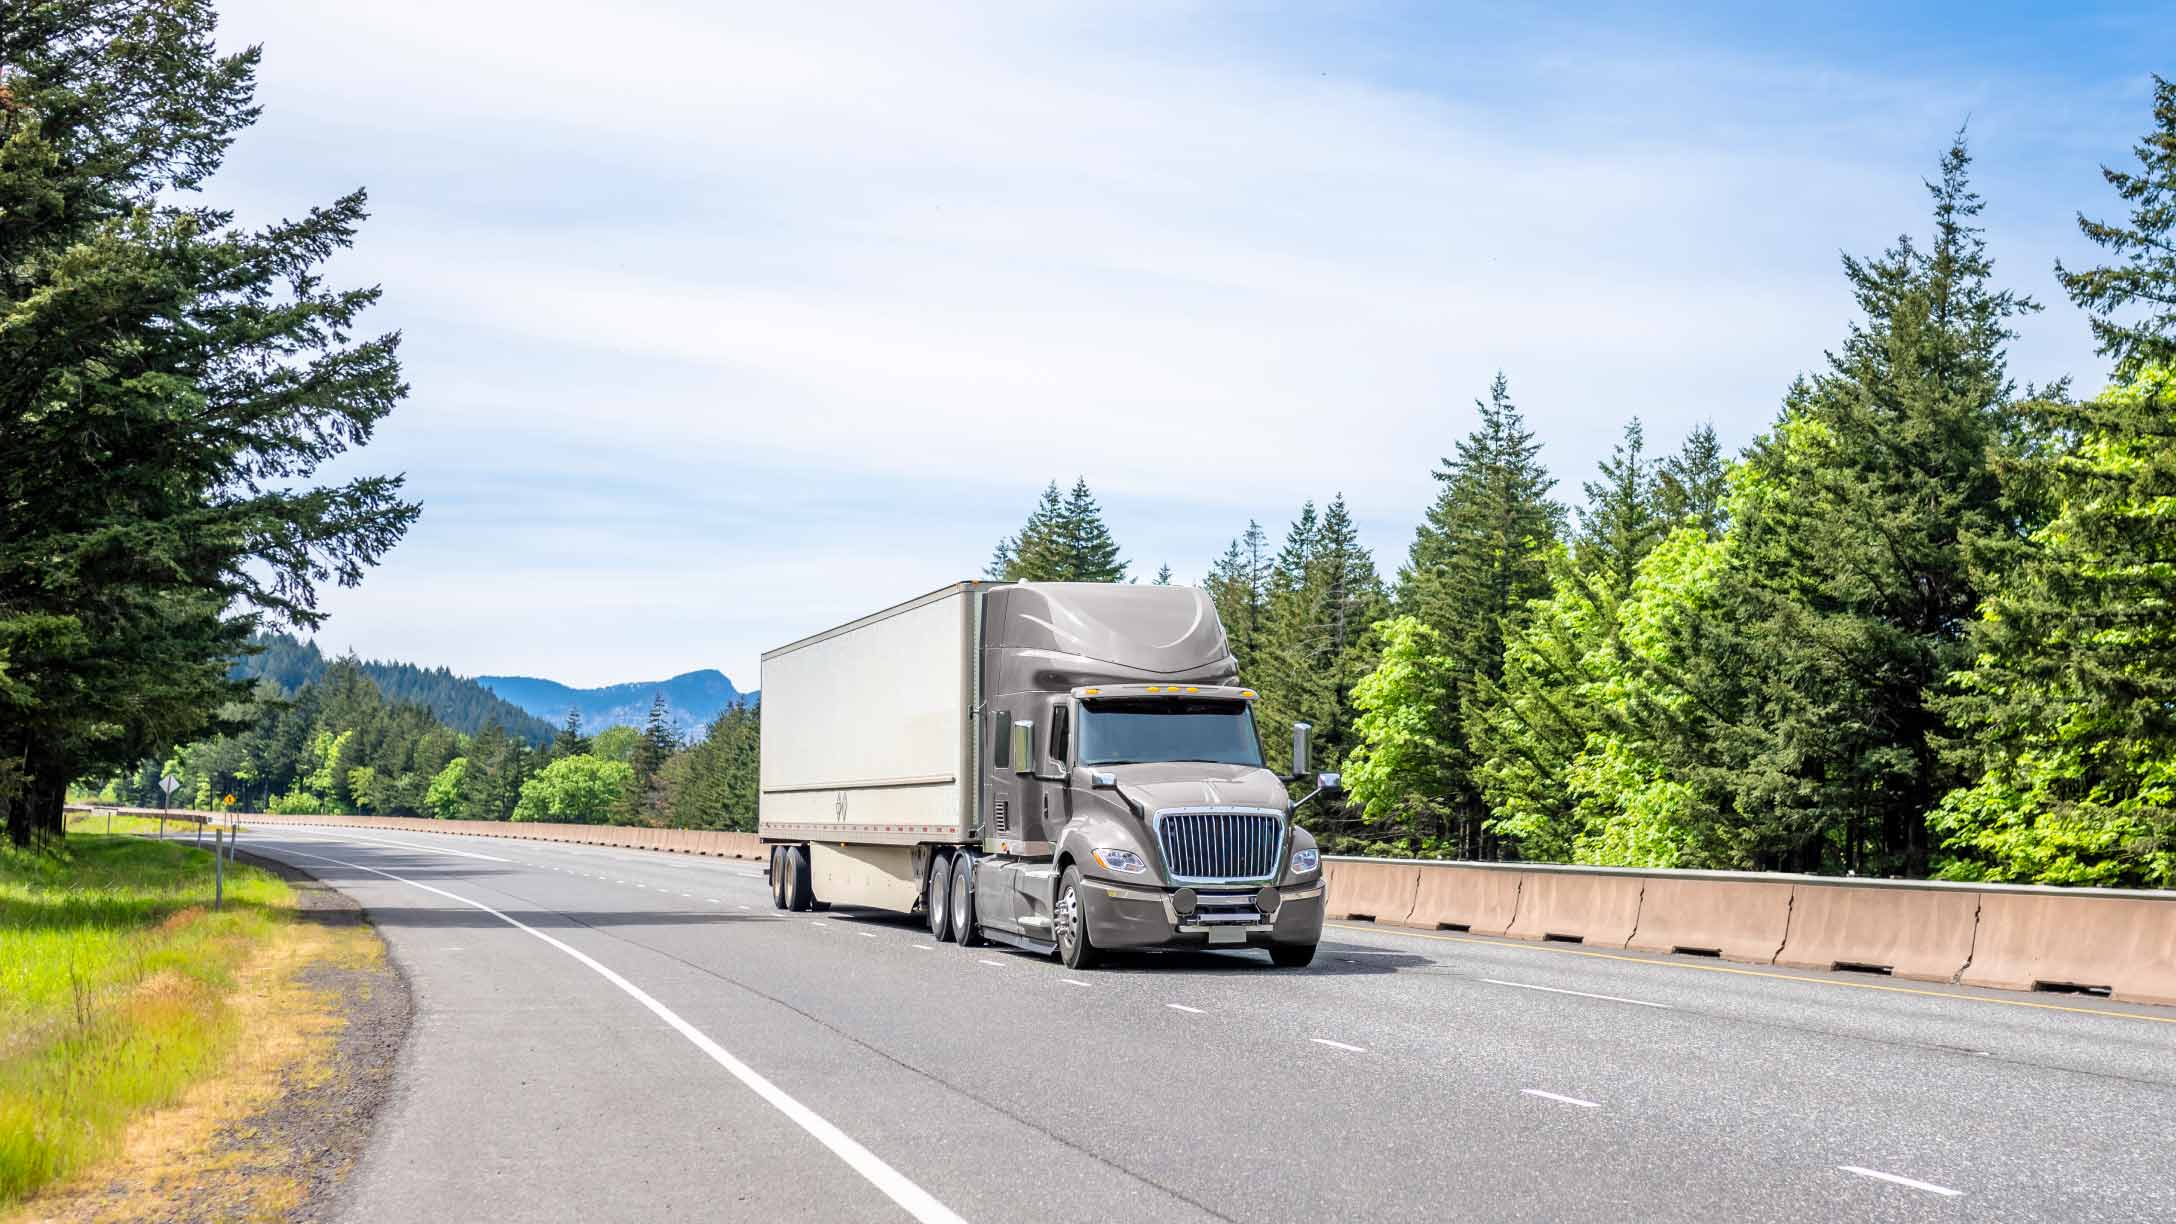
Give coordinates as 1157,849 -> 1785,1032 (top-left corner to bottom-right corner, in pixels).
234,633 -> 560,744
476,669 -> 751,738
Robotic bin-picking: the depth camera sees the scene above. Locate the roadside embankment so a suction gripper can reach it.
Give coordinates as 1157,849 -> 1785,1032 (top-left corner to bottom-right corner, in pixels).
1,819 -> 408,1221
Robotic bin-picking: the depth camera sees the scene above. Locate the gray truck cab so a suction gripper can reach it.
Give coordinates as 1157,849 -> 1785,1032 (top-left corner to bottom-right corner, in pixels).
958,583 -> 1334,968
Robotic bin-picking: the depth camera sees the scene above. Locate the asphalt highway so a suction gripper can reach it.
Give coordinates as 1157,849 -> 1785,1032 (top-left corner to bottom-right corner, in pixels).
235,824 -> 2176,1223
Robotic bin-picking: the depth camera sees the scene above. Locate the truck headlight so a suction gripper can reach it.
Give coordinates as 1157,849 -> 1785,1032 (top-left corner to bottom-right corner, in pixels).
1290,847 -> 1319,874
1091,847 -> 1148,874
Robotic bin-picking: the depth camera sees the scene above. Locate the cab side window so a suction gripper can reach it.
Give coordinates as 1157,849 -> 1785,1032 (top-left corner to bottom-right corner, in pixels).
1048,704 -> 1070,768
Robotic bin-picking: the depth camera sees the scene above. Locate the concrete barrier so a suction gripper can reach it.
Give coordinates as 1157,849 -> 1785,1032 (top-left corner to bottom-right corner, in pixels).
1401,864 -> 1521,935
1323,859 -> 1419,923
1963,892 -> 2176,1006
1774,884 -> 1979,983
1504,871 -> 1644,948
1627,877 -> 1794,964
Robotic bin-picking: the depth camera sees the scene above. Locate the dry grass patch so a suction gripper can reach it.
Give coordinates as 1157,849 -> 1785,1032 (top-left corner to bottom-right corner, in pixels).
1,828 -> 383,1219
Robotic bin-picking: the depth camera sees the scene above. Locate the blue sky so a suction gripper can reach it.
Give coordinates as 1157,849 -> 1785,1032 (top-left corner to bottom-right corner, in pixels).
210,1 -> 2172,688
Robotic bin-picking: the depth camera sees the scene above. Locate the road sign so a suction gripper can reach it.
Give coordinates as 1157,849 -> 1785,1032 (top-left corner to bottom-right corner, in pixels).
160,774 -> 179,796
222,793 -> 237,809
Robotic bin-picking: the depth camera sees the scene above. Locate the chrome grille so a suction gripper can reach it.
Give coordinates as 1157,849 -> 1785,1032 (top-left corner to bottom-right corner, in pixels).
1156,809 -> 1281,881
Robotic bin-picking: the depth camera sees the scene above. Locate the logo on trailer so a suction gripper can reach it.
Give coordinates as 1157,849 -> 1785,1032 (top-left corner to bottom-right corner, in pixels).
835,791 -> 848,821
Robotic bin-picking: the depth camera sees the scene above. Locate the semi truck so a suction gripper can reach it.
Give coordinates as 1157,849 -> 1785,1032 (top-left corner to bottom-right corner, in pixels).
759,580 -> 1338,969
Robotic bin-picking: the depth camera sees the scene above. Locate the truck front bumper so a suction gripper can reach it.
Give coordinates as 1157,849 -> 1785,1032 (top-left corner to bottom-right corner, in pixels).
1079,879 -> 1326,950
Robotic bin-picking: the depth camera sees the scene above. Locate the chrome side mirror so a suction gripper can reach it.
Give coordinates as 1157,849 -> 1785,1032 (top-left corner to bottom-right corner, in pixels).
1291,721 -> 1312,776
1010,720 -> 1035,776
1318,772 -> 1342,793
1091,771 -> 1117,789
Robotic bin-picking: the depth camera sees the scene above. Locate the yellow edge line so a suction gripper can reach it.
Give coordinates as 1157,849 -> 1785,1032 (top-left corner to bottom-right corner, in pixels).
1326,921 -> 2176,1026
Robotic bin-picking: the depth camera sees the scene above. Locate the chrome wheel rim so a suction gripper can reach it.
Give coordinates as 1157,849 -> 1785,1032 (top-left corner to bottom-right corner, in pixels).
929,860 -> 949,934
1056,886 -> 1079,959
951,864 -> 970,939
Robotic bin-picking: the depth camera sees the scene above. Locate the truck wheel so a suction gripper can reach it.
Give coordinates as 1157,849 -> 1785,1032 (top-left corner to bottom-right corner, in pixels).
949,854 -> 981,946
1055,866 -> 1100,970
927,852 -> 953,941
785,845 -> 813,912
769,847 -> 788,910
1270,943 -> 1316,968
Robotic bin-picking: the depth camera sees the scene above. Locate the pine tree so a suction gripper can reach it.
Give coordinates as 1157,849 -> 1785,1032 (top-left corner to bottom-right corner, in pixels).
1698,133 -> 2037,874
552,708 -> 590,759
1057,478 -> 1127,581
1255,496 -> 1386,827
1388,372 -> 1564,853
1152,564 -> 1173,585
1656,423 -> 1730,538
1933,367 -> 2176,886
633,692 -> 678,785
1469,420 -> 1669,859
1204,520 -> 1272,673
1574,419 -> 1665,598
988,478 -> 1127,582
1,2 -> 415,844
2055,75 -> 2176,380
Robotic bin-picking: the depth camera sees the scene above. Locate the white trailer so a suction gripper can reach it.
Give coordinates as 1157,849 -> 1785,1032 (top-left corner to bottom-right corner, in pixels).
758,583 -> 980,911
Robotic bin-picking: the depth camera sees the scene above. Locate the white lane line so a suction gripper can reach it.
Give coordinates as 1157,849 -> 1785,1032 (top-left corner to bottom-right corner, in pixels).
1060,979 -> 1091,988
1481,978 -> 1674,1010
977,959 -> 1003,967
1310,1038 -> 1367,1053
1839,1167 -> 1962,1197
708,898 -> 722,904
274,848 -> 966,1224
680,893 -> 693,899
1521,1089 -> 1601,1109
810,920 -> 828,927
1167,1004 -> 1205,1014
861,932 -> 878,939
260,827 -> 511,863
738,904 -> 751,910
912,944 -> 932,950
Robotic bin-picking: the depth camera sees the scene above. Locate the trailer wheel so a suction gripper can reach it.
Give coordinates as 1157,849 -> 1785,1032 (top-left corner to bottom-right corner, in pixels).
927,852 -> 953,941
769,847 -> 788,910
1055,866 -> 1100,970
1269,943 -> 1316,969
785,845 -> 813,912
949,854 -> 981,946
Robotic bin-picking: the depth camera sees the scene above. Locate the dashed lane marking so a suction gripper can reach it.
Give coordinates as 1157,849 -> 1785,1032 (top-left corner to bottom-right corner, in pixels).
1522,1089 -> 1601,1108
1167,1004 -> 1205,1014
1482,978 -> 1674,1010
1839,1167 -> 1962,1197
1310,1038 -> 1367,1053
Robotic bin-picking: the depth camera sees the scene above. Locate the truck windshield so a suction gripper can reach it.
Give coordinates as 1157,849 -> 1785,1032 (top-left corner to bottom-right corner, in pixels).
1077,698 -> 1264,767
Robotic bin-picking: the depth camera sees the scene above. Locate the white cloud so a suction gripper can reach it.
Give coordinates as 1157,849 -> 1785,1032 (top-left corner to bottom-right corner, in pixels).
214,1 -> 2128,684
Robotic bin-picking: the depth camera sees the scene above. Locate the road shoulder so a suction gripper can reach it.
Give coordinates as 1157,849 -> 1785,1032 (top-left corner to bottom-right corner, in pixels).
7,853 -> 412,1224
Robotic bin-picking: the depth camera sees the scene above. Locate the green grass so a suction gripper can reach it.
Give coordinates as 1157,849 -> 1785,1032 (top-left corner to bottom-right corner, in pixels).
0,826 -> 295,1205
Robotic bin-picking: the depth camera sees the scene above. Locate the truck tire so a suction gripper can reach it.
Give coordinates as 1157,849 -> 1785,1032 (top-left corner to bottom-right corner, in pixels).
785,844 -> 813,912
769,847 -> 788,910
1055,866 -> 1100,970
1270,942 -> 1316,968
927,852 -> 953,941
949,854 -> 981,946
